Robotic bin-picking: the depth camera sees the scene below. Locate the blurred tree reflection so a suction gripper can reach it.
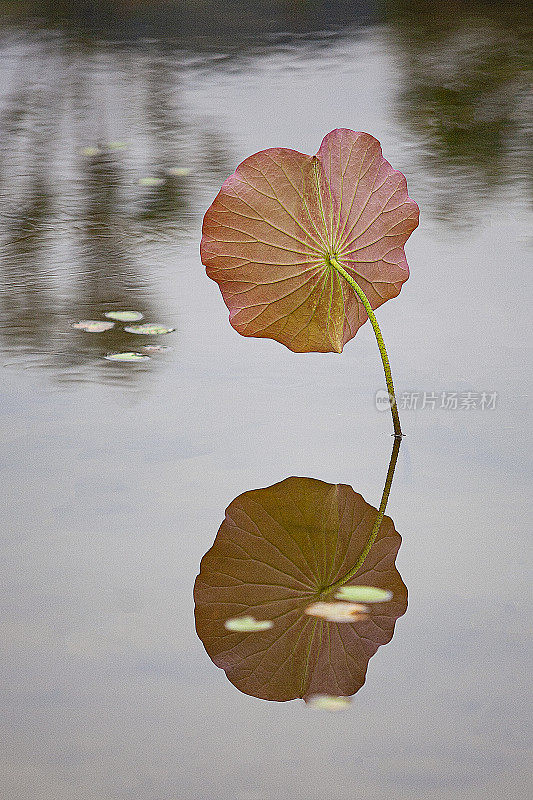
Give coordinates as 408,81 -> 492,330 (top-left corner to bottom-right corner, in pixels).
134,55 -> 191,231
385,0 -> 532,222
0,71 -> 63,365
0,35 -> 232,382
0,1 -> 376,45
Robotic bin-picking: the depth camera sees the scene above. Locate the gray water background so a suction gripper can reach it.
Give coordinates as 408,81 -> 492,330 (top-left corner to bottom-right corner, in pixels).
0,2 -> 531,798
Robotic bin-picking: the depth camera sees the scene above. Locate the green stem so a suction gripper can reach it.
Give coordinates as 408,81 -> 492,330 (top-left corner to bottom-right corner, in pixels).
328,255 -> 402,439
324,435 -> 401,593
321,255 -> 403,585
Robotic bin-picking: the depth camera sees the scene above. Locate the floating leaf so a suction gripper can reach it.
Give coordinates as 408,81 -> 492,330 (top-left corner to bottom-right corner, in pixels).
201,128 -> 419,353
80,146 -> 101,157
194,476 -> 407,702
224,616 -> 274,632
104,352 -> 149,362
335,585 -> 393,603
141,344 -> 172,353
123,324 -> 175,335
167,167 -> 191,177
305,695 -> 351,710
71,320 -> 114,332
304,601 -> 369,622
139,177 -> 165,187
104,311 -> 144,322
106,141 -> 127,150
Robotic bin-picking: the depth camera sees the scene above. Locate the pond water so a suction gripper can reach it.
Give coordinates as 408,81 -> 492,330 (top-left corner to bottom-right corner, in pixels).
0,2 -> 531,799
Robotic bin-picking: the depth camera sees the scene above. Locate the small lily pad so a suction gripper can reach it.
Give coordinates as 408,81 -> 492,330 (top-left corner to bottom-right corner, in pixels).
335,586 -> 393,603
123,324 -> 175,335
71,320 -> 114,332
167,167 -> 190,177
104,311 -> 144,322
106,141 -> 127,150
141,344 -> 172,352
80,146 -> 101,157
305,695 -> 351,710
139,177 -> 165,187
104,352 -> 149,362
224,616 -> 273,632
304,601 -> 369,622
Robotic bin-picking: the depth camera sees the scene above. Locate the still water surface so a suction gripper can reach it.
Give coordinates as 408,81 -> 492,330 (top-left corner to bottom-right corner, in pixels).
0,2 -> 531,798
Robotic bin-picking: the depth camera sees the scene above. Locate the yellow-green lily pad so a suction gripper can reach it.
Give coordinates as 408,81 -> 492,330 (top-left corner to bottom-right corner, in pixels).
305,695 -> 351,710
141,344 -> 172,352
71,320 -> 114,332
167,167 -> 191,177
139,177 -> 165,187
104,352 -> 149,362
80,146 -> 101,157
104,311 -> 144,322
304,601 -> 368,622
334,586 -> 393,603
224,616 -> 273,632
124,324 -> 175,335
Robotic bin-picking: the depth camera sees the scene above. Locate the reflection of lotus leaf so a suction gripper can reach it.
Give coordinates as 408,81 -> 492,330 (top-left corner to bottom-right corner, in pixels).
201,128 -> 419,353
194,476 -> 407,702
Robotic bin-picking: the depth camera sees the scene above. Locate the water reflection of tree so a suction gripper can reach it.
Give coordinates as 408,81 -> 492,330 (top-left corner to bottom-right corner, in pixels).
0,68 -> 63,366
385,0 -> 532,222
0,1 -> 376,46
0,35 -> 232,382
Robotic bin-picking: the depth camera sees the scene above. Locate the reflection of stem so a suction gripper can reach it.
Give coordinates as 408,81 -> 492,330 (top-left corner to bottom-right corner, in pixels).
322,255 -> 403,584
329,256 -> 402,438
325,435 -> 401,593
